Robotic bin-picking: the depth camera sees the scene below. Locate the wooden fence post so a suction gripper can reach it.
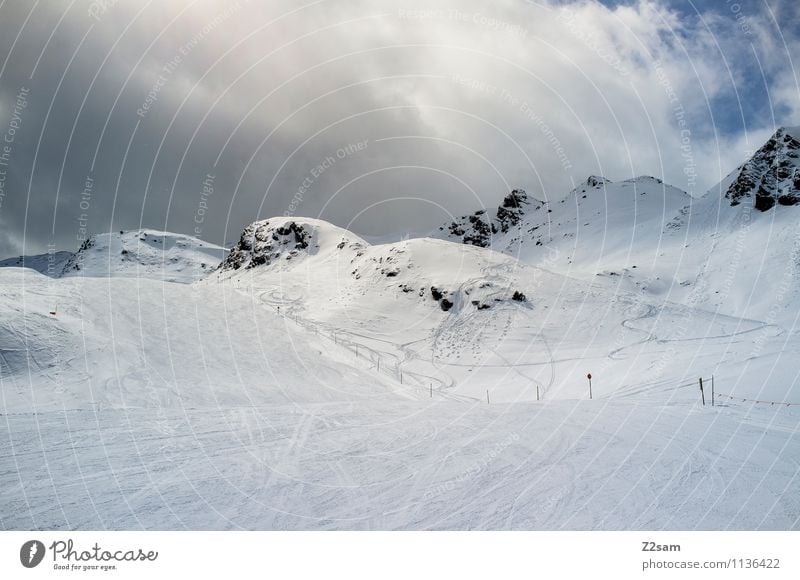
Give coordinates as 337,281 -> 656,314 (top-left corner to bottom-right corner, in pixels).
699,377 -> 705,406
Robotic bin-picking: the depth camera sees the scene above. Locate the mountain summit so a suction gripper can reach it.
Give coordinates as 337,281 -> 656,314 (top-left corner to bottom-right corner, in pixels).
438,188 -> 531,248
220,218 -> 363,271
723,126 -> 800,211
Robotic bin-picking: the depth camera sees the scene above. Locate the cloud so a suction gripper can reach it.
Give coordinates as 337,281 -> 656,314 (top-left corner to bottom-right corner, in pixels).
0,0 -> 796,257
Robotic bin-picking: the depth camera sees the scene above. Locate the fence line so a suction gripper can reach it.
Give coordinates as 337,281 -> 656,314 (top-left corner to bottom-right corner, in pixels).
277,305 -> 456,400
714,392 -> 799,407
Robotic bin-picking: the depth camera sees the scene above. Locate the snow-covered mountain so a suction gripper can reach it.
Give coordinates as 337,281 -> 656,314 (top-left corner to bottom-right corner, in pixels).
0,229 -> 228,283
213,214 -> 798,409
627,127 -> 800,320
219,217 -> 530,314
60,229 -> 228,282
434,127 -> 800,321
0,250 -> 72,277
434,175 -> 690,268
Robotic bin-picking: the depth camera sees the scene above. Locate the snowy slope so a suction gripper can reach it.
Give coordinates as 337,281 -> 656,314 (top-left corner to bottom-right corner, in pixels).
59,229 -> 227,283
643,126 -> 800,319
647,190 -> 800,320
0,267 -> 407,413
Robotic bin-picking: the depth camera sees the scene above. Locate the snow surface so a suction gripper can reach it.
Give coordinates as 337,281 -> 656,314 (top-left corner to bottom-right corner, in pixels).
2,131 -> 800,530
3,400 -> 797,530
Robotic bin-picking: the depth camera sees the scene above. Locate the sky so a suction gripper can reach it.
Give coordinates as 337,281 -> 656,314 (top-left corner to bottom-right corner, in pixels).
0,0 -> 797,258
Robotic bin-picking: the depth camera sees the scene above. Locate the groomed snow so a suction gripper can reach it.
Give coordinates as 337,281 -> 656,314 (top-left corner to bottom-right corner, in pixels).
3,399 -> 797,530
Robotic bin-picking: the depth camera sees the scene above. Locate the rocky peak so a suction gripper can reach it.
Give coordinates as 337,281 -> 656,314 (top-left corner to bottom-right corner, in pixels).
585,175 -> 609,188
496,189 -> 529,233
570,175 -> 612,196
221,219 -> 313,270
725,126 -> 800,211
440,189 -> 530,247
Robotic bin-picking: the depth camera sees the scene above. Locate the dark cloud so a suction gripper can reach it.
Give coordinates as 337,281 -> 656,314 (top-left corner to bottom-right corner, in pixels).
0,0 -> 796,258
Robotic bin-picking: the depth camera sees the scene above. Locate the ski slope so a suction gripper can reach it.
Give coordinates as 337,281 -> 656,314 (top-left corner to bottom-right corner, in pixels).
2,399 -> 797,530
